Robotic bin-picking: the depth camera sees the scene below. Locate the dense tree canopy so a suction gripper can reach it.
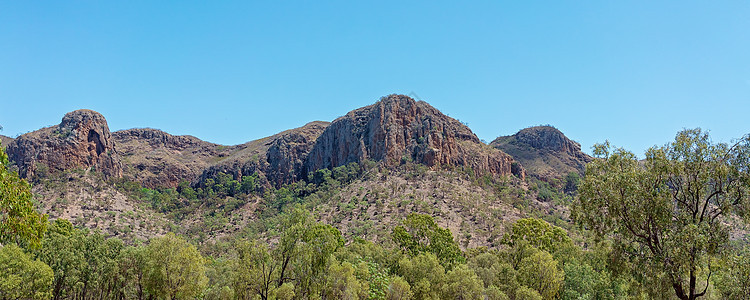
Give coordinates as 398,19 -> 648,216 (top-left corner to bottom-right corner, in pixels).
501,217 -> 571,254
392,213 -> 464,269
145,233 -> 207,300
574,128 -> 750,300
0,243 -> 54,299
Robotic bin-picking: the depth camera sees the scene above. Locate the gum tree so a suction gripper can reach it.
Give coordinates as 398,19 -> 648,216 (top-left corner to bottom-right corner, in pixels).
574,129 -> 750,300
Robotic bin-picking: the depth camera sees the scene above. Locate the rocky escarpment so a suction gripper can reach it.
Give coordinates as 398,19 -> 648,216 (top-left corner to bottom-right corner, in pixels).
113,128 -> 240,188
305,94 -> 524,178
198,121 -> 330,188
6,109 -> 122,179
491,126 -> 592,180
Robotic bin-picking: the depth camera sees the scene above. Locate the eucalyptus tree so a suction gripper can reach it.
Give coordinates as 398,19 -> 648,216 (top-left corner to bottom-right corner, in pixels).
574,129 -> 750,300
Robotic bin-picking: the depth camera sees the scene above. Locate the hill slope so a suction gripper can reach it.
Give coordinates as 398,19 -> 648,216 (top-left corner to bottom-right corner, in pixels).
5,95 -> 565,246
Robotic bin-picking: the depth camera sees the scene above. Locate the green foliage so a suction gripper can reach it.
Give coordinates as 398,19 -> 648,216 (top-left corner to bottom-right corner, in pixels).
233,240 -> 276,300
117,245 -> 148,300
715,246 -> 750,299
484,285 -> 509,300
398,252 -> 445,300
385,276 -> 412,300
240,173 -> 260,194
322,259 -> 362,300
443,264 -> 485,300
502,218 -> 571,255
0,140 -> 48,248
515,285 -> 543,300
561,258 -> 618,300
204,257 -> 235,300
517,250 -> 564,299
145,233 -> 207,299
36,219 -> 127,300
574,129 -> 750,300
0,243 -> 54,300
234,207 -> 344,299
392,213 -> 465,269
563,172 -> 580,194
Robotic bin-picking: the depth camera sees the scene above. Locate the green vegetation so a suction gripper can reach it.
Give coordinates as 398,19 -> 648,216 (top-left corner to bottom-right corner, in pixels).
0,243 -> 53,299
1,129 -> 749,299
575,129 -> 750,300
0,140 -> 48,248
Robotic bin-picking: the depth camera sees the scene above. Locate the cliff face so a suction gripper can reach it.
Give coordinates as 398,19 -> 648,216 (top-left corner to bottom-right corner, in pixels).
113,128 -> 238,188
306,94 -> 524,178
7,109 -> 122,179
491,126 -> 592,180
5,96 -> 531,188
198,121 -> 330,187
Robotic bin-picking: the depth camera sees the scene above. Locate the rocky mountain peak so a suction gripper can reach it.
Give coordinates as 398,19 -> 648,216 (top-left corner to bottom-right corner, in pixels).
491,125 -> 591,180
7,109 -> 122,179
305,94 -> 524,178
514,126 -> 582,154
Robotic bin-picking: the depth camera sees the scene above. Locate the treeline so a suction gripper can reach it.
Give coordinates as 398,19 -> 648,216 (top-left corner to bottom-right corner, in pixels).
4,130 -> 750,299
0,207 -> 626,299
4,205 -> 749,300
7,207 -> 748,299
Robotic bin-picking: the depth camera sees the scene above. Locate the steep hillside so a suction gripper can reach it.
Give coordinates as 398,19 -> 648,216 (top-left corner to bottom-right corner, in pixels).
32,170 -> 171,242
4,96 -> 564,247
6,109 -> 123,180
113,128 -> 239,188
197,121 -> 330,188
306,94 -> 525,179
312,164 -> 535,249
491,126 -> 592,180
0,134 -> 13,147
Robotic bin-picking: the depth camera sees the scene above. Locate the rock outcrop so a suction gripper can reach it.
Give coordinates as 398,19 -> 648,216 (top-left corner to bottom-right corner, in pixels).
113,128 -> 239,188
198,121 -> 330,187
491,126 -> 592,180
305,94 -> 524,178
7,109 -> 122,179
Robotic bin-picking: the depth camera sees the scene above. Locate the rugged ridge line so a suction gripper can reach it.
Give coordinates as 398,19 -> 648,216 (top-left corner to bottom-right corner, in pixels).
7,109 -> 122,179
113,128 -> 238,188
197,121 -> 330,187
491,125 -> 592,180
305,94 -> 524,178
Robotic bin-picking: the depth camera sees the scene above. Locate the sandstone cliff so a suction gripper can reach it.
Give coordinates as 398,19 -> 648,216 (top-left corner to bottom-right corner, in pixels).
198,121 -> 330,187
491,126 -> 592,180
305,94 -> 524,178
7,109 -> 122,179
113,128 -> 239,188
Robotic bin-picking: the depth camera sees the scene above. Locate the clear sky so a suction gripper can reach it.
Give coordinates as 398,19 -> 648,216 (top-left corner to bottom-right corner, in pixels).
1,1 -> 748,156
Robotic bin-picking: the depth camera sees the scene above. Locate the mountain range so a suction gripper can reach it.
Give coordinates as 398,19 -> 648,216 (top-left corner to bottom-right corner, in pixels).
1,94 -> 592,246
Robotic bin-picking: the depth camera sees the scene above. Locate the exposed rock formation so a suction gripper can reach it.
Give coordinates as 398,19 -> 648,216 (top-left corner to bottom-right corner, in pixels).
6,109 -> 122,179
113,128 -> 239,188
198,121 -> 330,187
491,126 -> 592,180
305,94 -> 524,178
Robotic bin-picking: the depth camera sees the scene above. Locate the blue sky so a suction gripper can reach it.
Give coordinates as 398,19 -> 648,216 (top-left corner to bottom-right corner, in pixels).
1,1 -> 748,156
